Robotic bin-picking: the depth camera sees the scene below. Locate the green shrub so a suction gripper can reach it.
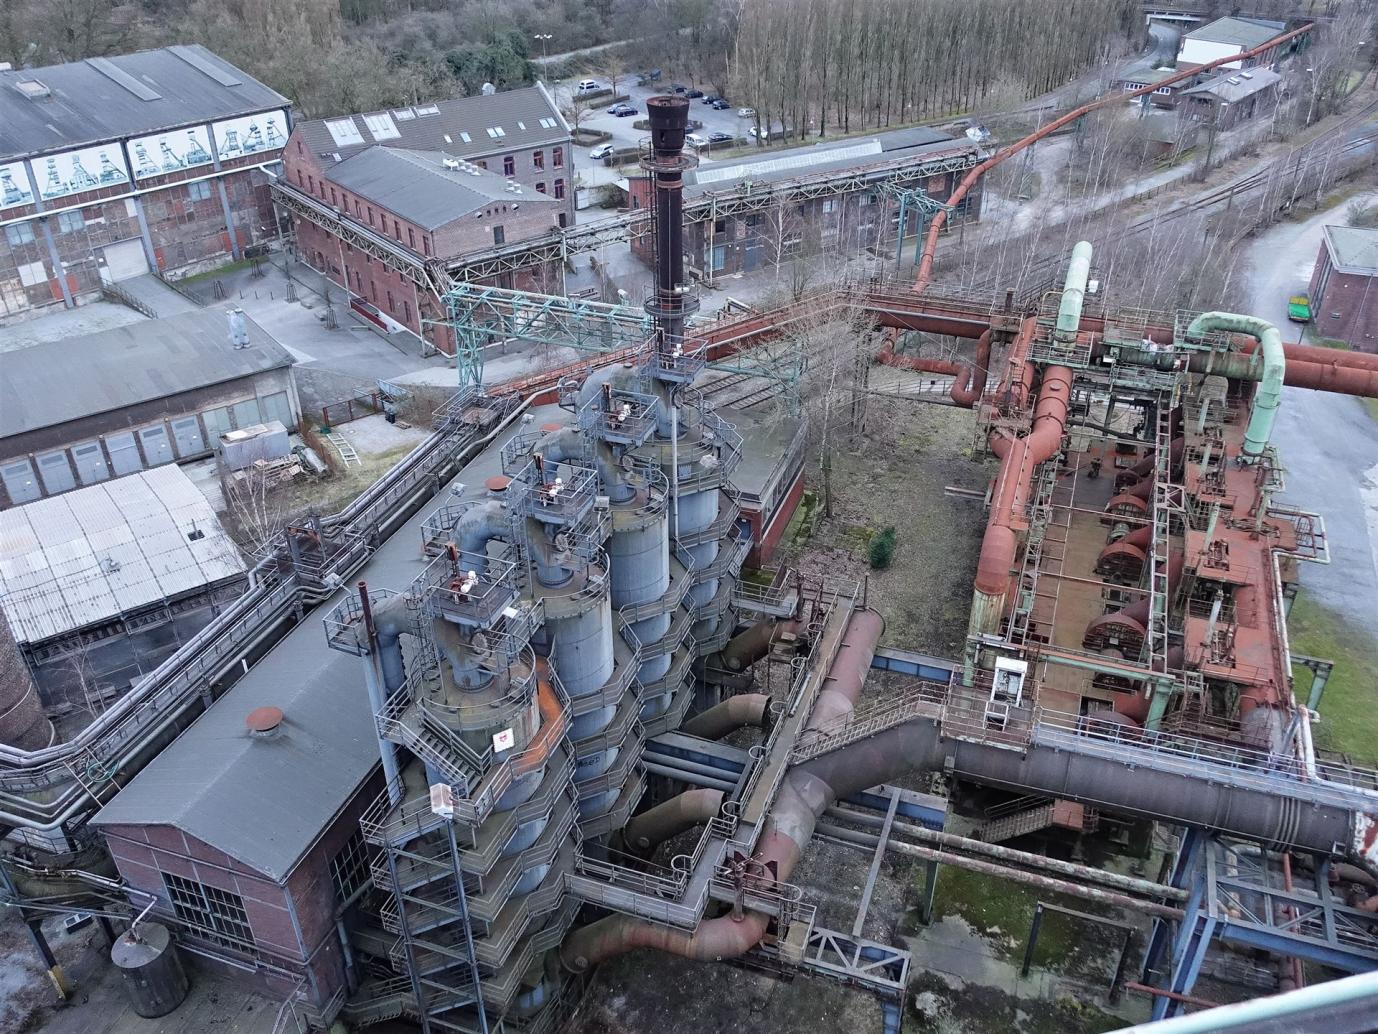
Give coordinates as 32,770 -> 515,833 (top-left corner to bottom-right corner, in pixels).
869,526 -> 897,569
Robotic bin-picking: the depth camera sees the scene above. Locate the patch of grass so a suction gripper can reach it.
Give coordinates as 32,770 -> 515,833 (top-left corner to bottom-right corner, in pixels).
1289,592 -> 1378,765
178,257 -> 258,284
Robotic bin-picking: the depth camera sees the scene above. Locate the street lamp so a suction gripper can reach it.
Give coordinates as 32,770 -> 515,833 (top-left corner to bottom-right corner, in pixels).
534,34 -> 553,61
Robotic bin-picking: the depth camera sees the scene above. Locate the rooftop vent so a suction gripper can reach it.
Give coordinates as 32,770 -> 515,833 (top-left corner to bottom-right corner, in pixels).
15,80 -> 50,100
246,706 -> 284,736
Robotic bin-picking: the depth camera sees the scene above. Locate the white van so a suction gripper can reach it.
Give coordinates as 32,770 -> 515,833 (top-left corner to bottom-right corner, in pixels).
577,79 -> 599,93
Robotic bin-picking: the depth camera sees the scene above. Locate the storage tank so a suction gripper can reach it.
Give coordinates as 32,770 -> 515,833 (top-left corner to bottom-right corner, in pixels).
111,922 -> 190,1018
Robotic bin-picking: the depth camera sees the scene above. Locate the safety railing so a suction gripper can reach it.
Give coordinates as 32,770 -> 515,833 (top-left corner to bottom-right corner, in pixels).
500,429 -> 548,476
509,460 -> 599,525
413,547 -> 521,631
565,625 -> 642,718
573,725 -> 646,801
635,641 -> 695,702
618,564 -> 693,627
464,794 -> 578,923
636,603 -> 695,662
640,664 -> 696,737
570,689 -> 643,761
675,491 -> 742,549
789,681 -> 948,762
577,386 -> 660,447
689,524 -> 752,585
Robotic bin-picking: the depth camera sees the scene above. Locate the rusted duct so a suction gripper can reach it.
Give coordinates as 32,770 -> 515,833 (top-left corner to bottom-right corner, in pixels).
971,364 -> 1073,630
621,788 -> 725,852
680,694 -> 772,740
707,617 -> 804,674
1122,346 -> 1378,400
560,609 -> 885,972
875,330 -> 993,408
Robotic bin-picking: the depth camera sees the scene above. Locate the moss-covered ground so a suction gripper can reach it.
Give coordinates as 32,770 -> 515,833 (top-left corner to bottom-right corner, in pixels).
1289,591 -> 1378,765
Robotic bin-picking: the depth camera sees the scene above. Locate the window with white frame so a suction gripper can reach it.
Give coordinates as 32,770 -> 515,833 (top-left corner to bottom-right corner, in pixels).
162,872 -> 256,952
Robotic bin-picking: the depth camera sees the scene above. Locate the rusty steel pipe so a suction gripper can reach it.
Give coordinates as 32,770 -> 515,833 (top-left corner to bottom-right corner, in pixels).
912,22 -> 1316,291
680,695 -> 772,740
814,821 -> 1184,920
621,789 -> 726,852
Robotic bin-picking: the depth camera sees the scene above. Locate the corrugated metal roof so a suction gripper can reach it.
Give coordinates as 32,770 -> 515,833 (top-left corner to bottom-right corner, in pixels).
297,83 -> 568,166
1181,67 -> 1281,103
0,308 -> 294,438
1185,16 -> 1286,49
325,147 -> 560,230
0,46 -> 288,160
1323,225 -> 1378,275
0,465 -> 245,643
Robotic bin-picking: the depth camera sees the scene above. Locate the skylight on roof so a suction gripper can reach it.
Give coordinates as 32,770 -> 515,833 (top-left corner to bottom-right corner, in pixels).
460,131 -> 472,143
517,121 -> 526,130
325,118 -> 365,147
415,104 -> 440,117
486,126 -> 506,138
363,112 -> 400,141
538,117 -> 558,129
394,107 -> 416,120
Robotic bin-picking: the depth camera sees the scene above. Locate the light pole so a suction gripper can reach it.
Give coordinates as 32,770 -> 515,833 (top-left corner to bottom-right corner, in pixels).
534,34 -> 553,62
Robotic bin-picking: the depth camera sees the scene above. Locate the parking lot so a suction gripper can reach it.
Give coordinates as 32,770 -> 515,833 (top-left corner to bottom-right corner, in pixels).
553,77 -> 760,186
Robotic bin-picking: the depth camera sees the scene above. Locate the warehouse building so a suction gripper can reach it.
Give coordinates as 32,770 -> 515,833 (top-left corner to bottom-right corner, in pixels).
0,464 -> 248,713
1309,225 -> 1378,351
626,126 -> 983,279
0,307 -> 300,508
0,46 -> 291,321
1176,16 -> 1293,71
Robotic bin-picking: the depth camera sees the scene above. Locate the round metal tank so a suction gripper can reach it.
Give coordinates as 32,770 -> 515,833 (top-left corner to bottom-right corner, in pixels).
546,597 -> 614,697
0,639 -> 54,749
111,923 -> 190,1018
608,518 -> 670,609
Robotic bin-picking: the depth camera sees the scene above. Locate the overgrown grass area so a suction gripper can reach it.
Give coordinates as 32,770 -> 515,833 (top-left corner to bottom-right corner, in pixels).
1289,592 -> 1378,765
931,867 -> 1085,966
178,256 -> 259,284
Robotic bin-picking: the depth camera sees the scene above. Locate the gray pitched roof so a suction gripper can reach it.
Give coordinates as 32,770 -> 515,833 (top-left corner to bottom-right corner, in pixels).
0,307 -> 294,439
1,46 -> 288,160
1185,16 -> 1286,49
325,147 -> 561,230
1323,225 -> 1378,275
1181,67 -> 1281,103
91,629 -> 380,880
296,84 -> 569,166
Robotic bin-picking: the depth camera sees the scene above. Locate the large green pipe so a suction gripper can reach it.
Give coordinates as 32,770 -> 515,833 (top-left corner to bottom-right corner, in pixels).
1054,241 -> 1094,345
1185,312 -> 1285,458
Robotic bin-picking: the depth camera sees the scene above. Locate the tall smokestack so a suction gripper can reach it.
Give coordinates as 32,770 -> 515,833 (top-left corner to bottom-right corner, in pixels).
641,96 -> 699,357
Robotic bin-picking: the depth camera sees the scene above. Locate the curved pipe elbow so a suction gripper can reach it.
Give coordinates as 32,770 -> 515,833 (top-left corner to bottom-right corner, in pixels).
453,499 -> 510,557
1187,312 -> 1285,457
621,788 -> 725,851
680,694 -> 772,739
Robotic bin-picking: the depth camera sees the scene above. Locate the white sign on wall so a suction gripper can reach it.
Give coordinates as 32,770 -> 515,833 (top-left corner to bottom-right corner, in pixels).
211,109 -> 289,161
492,728 -> 516,753
30,144 -> 129,202
128,124 -> 215,180
0,161 -> 35,211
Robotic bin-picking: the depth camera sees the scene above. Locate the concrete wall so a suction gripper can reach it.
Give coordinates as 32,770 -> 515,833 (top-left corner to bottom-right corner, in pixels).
0,365 -> 299,508
1309,246 -> 1378,353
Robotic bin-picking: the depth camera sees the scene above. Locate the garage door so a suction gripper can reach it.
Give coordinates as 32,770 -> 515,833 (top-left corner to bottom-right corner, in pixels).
101,239 -> 149,283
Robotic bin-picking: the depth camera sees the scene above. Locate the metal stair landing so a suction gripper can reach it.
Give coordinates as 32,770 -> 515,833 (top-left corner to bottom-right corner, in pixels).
974,799 -> 1096,843
789,682 -> 947,763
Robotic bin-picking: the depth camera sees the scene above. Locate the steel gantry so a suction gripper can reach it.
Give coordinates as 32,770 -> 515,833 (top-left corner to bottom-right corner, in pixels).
878,181 -> 951,272
440,283 -> 655,394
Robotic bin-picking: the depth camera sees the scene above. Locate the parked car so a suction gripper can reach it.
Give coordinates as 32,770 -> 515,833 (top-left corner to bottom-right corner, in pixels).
1287,294 -> 1312,322
708,130 -> 733,143
608,103 -> 638,117
589,143 -> 616,160
671,83 -> 688,94
685,133 -> 708,149
737,107 -> 756,119
577,79 -> 600,93
646,68 -> 662,81
702,94 -> 720,104
710,98 -> 731,110
686,88 -> 705,98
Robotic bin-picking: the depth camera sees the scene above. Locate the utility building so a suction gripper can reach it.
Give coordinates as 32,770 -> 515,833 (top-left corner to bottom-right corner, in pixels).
1309,225 -> 1378,351
1176,17 -> 1292,71
0,307 -> 300,508
0,46 -> 290,321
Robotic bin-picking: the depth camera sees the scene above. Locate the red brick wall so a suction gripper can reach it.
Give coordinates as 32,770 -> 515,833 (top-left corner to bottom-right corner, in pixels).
1309,244 -> 1378,353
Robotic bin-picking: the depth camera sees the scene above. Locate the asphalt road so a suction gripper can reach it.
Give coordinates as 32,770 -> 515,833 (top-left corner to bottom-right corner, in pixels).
1247,192 -> 1378,616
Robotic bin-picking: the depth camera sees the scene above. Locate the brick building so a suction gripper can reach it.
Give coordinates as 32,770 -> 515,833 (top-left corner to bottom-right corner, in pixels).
627,127 -> 983,279
0,46 -> 290,322
280,86 -> 572,355
92,680 -> 385,1021
1309,225 -> 1378,352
